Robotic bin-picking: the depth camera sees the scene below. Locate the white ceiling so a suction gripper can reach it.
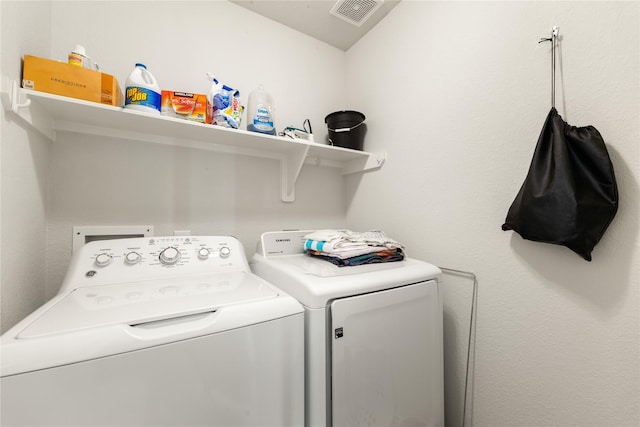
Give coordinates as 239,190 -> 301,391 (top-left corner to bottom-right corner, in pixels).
229,0 -> 401,51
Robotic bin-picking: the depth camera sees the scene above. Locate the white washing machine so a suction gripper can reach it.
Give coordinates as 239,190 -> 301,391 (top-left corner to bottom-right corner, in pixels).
250,230 -> 444,427
1,235 -> 304,427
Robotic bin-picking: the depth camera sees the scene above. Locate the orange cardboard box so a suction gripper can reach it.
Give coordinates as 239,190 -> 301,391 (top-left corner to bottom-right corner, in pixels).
161,91 -> 207,123
22,55 -> 123,106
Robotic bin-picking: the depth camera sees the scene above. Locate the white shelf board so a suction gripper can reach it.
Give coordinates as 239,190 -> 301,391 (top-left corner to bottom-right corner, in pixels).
8,86 -> 385,202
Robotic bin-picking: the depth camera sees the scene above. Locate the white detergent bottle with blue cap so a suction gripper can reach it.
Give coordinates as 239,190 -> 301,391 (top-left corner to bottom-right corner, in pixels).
247,84 -> 276,135
124,63 -> 161,114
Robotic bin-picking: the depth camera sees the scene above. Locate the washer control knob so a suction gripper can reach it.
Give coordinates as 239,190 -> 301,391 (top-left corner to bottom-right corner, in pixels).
95,253 -> 112,267
219,246 -> 231,259
197,248 -> 210,260
125,251 -> 142,265
159,247 -> 181,265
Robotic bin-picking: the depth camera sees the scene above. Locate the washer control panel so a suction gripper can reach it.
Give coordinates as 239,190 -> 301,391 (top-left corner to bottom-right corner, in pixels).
62,236 -> 249,290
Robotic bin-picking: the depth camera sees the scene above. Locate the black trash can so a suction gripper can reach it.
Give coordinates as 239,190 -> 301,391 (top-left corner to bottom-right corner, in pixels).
325,111 -> 366,150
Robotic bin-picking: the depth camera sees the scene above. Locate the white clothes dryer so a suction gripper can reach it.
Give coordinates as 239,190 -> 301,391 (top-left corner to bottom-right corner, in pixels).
250,230 -> 444,427
1,235 -> 304,427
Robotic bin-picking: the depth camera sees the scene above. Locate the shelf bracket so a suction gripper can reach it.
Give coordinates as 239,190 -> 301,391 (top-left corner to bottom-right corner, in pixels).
280,145 -> 310,202
342,151 -> 386,175
10,79 -> 31,113
6,81 -> 55,140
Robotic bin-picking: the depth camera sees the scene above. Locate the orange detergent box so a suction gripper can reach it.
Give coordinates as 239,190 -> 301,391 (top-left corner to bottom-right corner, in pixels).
161,91 -> 207,123
21,55 -> 123,106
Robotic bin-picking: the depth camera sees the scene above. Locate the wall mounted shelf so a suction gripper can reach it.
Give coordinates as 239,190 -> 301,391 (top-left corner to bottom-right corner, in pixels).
8,81 -> 385,202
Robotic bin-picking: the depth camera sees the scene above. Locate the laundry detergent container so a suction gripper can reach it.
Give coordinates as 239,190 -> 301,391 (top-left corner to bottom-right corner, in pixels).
325,110 -> 366,150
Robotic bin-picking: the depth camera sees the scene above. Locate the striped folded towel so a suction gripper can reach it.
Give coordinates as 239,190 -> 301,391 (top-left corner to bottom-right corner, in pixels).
303,229 -> 404,259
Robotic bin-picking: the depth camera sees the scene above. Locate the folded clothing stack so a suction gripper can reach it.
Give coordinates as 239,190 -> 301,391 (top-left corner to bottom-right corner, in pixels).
303,230 -> 405,267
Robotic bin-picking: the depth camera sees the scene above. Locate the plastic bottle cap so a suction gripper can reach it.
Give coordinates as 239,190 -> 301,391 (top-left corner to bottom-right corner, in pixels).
74,45 -> 86,55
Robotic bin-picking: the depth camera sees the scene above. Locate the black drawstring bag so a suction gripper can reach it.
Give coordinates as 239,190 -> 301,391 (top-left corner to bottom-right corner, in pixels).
502,107 -> 618,261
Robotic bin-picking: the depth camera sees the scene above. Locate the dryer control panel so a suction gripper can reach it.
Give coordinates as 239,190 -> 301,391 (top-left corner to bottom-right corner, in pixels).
60,236 -> 250,291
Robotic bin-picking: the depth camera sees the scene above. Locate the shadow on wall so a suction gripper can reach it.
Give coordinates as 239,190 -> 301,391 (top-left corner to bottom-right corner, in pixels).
344,170 -> 364,213
1,93 -> 52,334
508,145 -> 638,311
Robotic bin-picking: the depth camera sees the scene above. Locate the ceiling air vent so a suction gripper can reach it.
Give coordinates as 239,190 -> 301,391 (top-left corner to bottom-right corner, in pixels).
329,0 -> 384,27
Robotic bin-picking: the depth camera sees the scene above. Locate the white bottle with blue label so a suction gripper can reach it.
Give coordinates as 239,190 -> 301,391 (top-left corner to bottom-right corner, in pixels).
124,63 -> 161,114
247,84 -> 276,135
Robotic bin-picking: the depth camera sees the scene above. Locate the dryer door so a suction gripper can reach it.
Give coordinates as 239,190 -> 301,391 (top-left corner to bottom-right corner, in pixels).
330,280 -> 444,427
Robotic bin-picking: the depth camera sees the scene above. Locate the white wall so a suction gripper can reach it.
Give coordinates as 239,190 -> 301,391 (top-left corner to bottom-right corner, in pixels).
44,1 -> 351,301
0,1 -> 52,334
49,0 -> 347,139
2,1 -> 349,320
345,2 -> 639,426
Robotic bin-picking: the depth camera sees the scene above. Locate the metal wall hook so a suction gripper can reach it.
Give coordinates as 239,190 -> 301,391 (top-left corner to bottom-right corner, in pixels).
538,26 -> 559,108
538,25 -> 559,43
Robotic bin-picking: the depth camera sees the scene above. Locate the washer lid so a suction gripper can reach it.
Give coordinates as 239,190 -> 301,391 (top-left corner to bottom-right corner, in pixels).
17,271 -> 277,339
